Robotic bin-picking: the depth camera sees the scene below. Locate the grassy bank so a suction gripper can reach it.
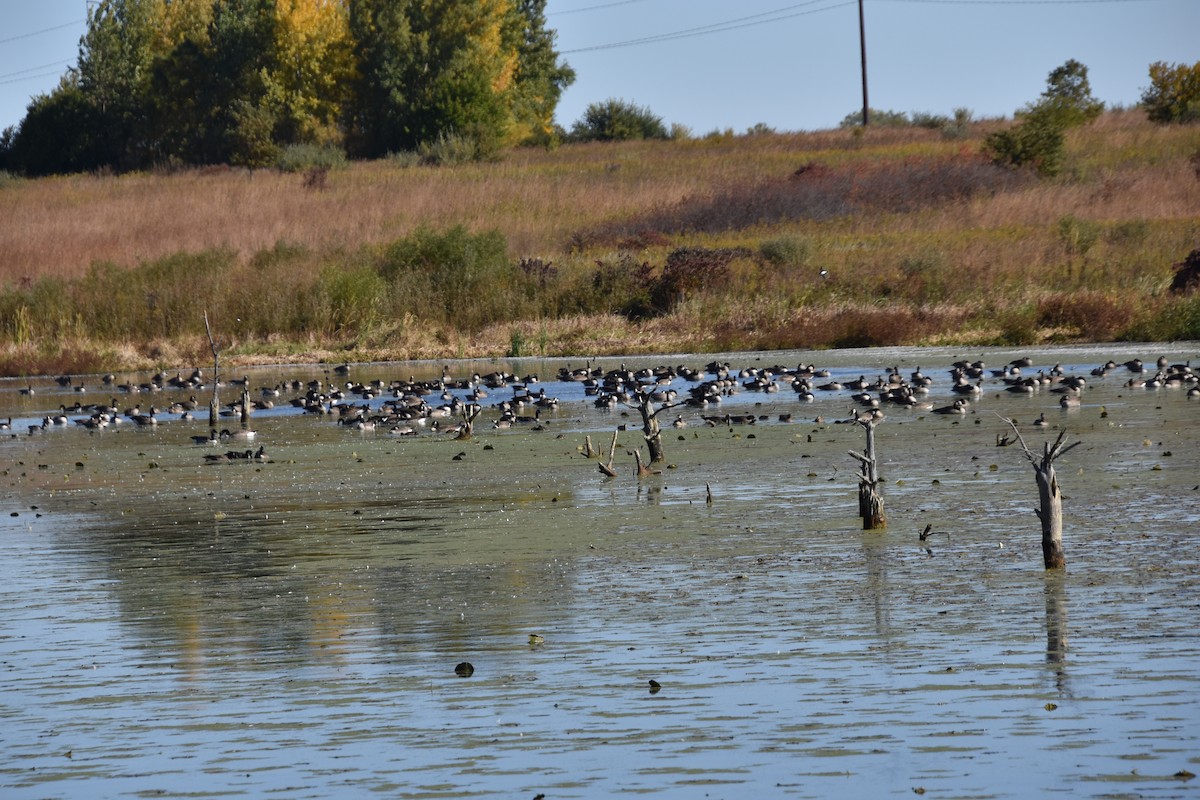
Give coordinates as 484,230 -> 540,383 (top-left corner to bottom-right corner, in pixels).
1,109 -> 1198,376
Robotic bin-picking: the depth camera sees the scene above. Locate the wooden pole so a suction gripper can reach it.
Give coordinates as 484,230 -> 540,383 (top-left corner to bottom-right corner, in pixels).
858,0 -> 869,127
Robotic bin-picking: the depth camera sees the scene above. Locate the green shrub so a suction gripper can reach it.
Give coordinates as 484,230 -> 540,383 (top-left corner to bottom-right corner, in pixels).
984,112 -> 1065,176
568,99 -> 668,142
377,226 -> 515,330
276,143 -> 348,173
386,150 -> 423,168
418,132 -> 483,166
315,264 -> 387,336
838,108 -> 911,128
759,236 -> 811,267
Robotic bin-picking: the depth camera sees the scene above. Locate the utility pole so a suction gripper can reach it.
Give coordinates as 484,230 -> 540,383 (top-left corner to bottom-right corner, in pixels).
858,0 -> 869,127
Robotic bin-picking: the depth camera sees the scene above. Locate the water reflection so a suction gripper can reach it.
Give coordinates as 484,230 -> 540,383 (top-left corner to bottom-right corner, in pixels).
1044,572 -> 1070,697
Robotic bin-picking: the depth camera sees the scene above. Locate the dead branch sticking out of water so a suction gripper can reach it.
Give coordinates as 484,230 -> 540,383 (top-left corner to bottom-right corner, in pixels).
633,448 -> 660,479
1001,414 -> 1080,570
203,310 -> 220,428
598,429 -> 620,477
848,416 -> 886,530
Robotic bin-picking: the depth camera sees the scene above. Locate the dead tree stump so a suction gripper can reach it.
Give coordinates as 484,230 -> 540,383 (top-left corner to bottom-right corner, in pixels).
455,403 -> 482,441
1003,417 -> 1080,570
628,386 -> 677,464
848,416 -> 886,530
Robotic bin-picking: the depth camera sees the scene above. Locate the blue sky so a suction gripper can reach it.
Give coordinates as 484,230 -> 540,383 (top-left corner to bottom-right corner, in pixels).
1,0 -> 1196,137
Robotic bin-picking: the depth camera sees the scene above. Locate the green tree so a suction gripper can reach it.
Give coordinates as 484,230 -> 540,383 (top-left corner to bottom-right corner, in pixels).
347,0 -> 571,159
76,0 -> 168,168
345,0 -> 418,157
984,59 -> 1101,177
503,0 -> 576,146
568,98 -> 668,142
2,78 -> 108,176
1033,58 -> 1103,128
1141,61 -> 1200,124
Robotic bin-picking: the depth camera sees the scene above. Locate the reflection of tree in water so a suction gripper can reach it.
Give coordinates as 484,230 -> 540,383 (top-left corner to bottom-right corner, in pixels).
860,535 -> 891,639
1044,573 -> 1071,697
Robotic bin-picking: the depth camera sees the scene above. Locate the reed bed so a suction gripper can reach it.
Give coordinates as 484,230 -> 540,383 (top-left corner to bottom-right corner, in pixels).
1,109 -> 1198,376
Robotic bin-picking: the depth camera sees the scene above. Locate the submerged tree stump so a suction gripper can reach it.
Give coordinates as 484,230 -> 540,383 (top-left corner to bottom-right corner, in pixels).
1003,417 -> 1080,570
848,416 -> 886,530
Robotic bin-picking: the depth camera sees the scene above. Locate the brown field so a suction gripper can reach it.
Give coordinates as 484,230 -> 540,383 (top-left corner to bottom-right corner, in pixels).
0,109 -> 1198,375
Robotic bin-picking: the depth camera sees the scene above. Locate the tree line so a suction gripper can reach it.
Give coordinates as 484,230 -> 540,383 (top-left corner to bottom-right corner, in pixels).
0,0 -> 575,175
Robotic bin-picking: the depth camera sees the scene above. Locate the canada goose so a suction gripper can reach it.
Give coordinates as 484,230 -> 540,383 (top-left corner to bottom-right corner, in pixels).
1059,395 -> 1081,408
192,429 -> 220,445
672,415 -> 687,428
129,409 -> 158,426
931,398 -> 969,415
1033,412 -> 1049,427
220,428 -> 256,442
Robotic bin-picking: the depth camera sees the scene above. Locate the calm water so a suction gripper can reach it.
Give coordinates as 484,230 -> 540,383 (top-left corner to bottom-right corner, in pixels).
2,344 -> 1198,799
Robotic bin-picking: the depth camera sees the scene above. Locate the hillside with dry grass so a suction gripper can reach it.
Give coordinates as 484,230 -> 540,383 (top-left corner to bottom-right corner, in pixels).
0,109 -> 1197,375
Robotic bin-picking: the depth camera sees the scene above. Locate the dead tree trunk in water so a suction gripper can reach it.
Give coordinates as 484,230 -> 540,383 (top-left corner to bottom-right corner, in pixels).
203,311 -> 221,429
455,403 -> 482,441
628,387 -> 676,463
1004,417 -> 1079,570
848,416 -> 886,530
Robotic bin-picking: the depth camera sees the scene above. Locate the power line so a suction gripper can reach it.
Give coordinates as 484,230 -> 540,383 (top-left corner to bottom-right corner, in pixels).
0,60 -> 75,81
561,0 -> 854,54
0,69 -> 71,88
0,19 -> 85,47
551,0 -> 650,15
872,0 -> 1161,4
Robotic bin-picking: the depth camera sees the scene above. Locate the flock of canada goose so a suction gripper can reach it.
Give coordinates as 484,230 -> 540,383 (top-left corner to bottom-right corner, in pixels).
3,353 -> 1196,464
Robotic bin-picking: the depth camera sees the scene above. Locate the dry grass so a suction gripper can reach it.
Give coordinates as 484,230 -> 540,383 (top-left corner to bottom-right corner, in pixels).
1,109 -> 1198,374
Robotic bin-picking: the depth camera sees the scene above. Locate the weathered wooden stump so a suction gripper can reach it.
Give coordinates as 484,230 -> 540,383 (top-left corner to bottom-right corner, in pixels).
848,416 -> 886,530
1003,417 -> 1079,570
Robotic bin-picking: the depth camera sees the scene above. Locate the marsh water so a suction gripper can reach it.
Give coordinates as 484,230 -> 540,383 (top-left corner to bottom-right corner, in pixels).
2,344 -> 1198,799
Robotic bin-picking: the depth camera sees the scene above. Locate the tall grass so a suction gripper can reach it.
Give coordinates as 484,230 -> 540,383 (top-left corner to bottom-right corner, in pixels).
1,109 -> 1198,374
